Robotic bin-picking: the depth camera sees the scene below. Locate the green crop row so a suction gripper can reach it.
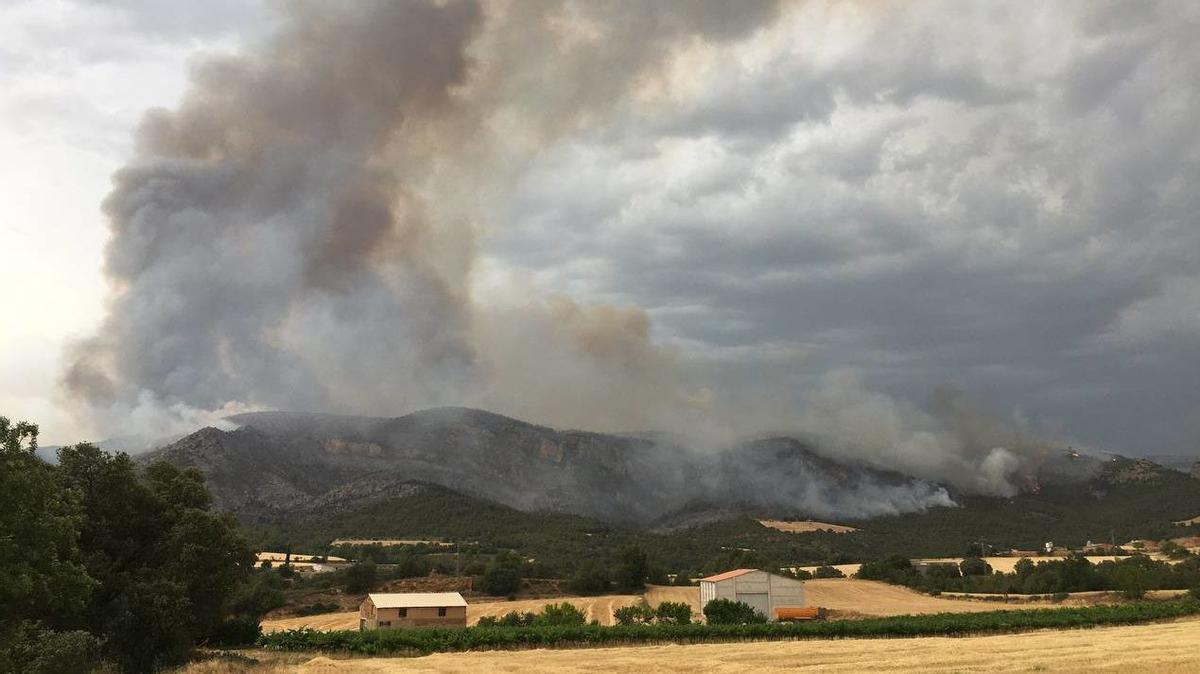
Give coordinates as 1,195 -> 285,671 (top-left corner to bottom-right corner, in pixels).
258,599 -> 1200,656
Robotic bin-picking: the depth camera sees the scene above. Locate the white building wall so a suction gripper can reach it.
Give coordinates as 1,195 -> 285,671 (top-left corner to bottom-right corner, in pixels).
700,571 -> 806,621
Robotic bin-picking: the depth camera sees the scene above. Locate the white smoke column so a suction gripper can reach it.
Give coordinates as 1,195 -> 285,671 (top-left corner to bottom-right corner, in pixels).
63,0 -> 783,438
797,372 -> 1045,496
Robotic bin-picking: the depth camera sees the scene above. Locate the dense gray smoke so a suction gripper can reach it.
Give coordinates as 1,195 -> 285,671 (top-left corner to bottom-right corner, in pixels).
65,0 -> 1064,511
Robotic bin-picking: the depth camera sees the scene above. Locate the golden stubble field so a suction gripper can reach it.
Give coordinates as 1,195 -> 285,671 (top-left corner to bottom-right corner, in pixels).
186,617 -> 1200,673
264,578 -> 1105,634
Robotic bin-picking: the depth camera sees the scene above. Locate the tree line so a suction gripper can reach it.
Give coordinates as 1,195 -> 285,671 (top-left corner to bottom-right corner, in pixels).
857,551 -> 1200,598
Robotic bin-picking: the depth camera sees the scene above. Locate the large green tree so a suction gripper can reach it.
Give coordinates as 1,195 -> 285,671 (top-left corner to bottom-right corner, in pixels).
0,417 -> 97,672
0,418 -> 94,622
55,444 -> 254,672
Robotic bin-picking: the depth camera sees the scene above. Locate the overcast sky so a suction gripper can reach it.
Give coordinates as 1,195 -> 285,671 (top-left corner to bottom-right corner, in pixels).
2,0 -> 1198,458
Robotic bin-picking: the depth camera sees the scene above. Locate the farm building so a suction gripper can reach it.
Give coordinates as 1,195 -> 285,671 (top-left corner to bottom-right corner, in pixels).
359,592 -> 468,630
699,569 -> 805,621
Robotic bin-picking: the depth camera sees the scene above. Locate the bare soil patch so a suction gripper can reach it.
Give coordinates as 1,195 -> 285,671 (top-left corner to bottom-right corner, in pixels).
757,520 -> 858,534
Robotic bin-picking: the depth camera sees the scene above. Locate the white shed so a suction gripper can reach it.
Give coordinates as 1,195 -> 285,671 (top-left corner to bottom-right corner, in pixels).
699,568 -> 805,620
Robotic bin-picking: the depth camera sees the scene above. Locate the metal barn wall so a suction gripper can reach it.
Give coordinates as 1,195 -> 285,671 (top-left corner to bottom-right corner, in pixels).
700,571 -> 806,621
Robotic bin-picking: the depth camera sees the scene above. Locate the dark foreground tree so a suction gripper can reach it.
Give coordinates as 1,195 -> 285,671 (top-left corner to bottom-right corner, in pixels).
0,415 -> 255,673
0,417 -> 99,673
56,444 -> 254,671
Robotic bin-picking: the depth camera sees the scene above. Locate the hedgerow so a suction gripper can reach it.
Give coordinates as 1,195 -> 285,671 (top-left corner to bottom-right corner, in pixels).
259,599 -> 1200,656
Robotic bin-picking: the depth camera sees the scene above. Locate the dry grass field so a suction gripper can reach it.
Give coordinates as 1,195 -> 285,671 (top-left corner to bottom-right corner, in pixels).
757,520 -> 858,534
329,540 -> 454,547
180,617 -> 1200,673
265,580 -> 1068,634
649,580 -> 1060,618
261,595 -> 643,632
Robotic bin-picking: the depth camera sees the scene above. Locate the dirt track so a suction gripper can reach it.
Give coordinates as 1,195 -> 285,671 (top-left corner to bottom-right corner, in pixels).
261,595 -> 642,632
229,617 -> 1200,673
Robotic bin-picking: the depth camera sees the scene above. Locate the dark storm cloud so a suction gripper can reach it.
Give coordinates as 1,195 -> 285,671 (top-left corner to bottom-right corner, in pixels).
490,1 -> 1200,456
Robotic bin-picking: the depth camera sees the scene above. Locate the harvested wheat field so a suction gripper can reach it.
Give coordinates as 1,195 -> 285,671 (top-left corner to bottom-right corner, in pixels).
201,617 -> 1200,673
649,580 -> 1058,618
911,555 -> 1173,574
261,595 -> 642,633
757,519 -> 858,534
793,554 -> 1177,579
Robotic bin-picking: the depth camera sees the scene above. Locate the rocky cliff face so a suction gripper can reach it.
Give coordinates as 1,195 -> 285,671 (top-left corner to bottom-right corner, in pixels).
145,407 -> 956,523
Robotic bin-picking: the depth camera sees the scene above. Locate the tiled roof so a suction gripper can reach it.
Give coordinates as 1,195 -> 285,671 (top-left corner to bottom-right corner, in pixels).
367,592 -> 468,608
701,568 -> 759,583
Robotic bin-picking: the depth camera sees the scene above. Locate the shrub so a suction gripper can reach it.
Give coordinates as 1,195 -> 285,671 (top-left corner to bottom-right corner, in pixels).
959,557 -> 993,577
479,565 -> 521,596
655,601 -> 692,625
703,599 -> 767,625
614,604 -> 656,626
1052,592 -> 1070,602
569,561 -> 611,595
343,562 -> 378,594
536,603 -> 586,626
613,547 -> 649,593
204,616 -> 262,647
295,602 -> 341,616
2,625 -> 103,674
1190,586 -> 1200,601
857,555 -> 914,583
392,554 -> 431,579
477,611 -> 537,627
814,565 -> 845,579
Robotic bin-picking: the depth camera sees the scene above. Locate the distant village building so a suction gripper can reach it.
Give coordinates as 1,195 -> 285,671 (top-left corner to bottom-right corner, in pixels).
359,592 -> 468,630
699,569 -> 805,621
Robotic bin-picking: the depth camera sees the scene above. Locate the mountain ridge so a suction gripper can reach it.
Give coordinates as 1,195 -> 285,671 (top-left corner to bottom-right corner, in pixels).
145,407 -> 956,524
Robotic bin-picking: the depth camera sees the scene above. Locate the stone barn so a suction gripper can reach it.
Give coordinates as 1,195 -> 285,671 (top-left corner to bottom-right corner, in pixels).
359,592 -> 468,630
699,569 -> 805,621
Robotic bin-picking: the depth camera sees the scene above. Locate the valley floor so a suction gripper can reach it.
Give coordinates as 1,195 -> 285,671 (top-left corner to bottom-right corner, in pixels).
192,617 -> 1200,673
262,579 -> 1110,634
262,594 -> 643,632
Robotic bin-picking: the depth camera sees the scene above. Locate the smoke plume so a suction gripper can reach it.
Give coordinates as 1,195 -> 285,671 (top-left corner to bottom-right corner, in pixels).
65,0 -> 1063,513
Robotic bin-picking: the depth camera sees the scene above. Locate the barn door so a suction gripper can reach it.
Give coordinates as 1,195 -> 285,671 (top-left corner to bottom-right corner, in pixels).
736,592 -> 770,618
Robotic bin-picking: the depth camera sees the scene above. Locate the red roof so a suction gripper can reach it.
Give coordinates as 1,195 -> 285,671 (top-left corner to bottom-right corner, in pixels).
701,568 -> 759,583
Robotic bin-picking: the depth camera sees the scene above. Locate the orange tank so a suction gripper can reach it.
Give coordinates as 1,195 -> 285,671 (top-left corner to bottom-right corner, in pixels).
775,606 -> 823,621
